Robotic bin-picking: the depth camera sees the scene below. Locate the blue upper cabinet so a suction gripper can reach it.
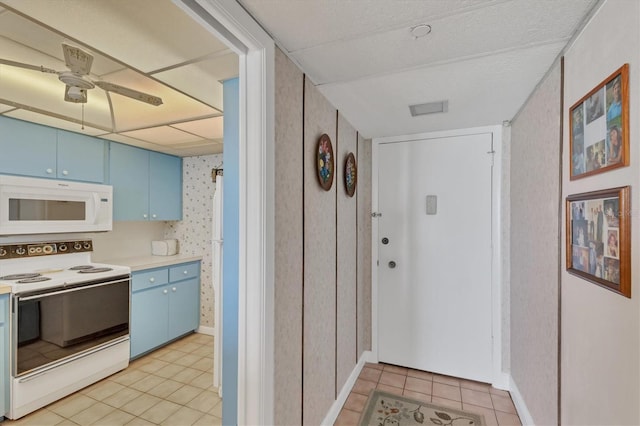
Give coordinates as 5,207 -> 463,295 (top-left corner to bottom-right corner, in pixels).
109,143 -> 151,221
57,130 -> 107,183
149,152 -> 182,220
0,116 -> 106,183
0,116 -> 57,178
109,142 -> 182,221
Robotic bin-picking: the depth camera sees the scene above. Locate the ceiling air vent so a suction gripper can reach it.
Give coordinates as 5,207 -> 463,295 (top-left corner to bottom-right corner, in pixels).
409,100 -> 448,117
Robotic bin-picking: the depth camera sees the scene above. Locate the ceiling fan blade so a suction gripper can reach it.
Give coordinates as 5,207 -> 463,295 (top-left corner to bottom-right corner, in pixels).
64,85 -> 87,103
62,42 -> 93,75
0,58 -> 58,74
94,80 -> 163,106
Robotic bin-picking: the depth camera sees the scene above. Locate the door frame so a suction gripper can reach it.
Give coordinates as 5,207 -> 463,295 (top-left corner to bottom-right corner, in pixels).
372,125 -> 508,388
174,1 -> 275,424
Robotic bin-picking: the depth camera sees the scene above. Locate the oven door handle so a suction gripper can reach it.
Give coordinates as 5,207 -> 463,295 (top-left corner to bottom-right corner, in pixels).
17,336 -> 129,383
18,279 -> 128,301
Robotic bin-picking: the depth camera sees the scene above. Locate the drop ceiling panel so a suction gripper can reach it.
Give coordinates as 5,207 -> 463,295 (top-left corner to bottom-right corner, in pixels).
240,0 -> 496,51
101,69 -> 218,131
294,0 -> 596,85
120,126 -> 205,146
98,132 -> 172,153
2,0 -> 230,72
319,42 -> 566,138
4,109 -> 106,135
176,143 -> 223,157
171,117 -> 223,140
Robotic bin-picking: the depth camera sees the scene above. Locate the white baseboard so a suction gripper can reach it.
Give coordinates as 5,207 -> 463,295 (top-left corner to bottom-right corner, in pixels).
321,351 -> 375,426
509,375 -> 535,425
492,371 -> 511,391
196,326 -> 215,336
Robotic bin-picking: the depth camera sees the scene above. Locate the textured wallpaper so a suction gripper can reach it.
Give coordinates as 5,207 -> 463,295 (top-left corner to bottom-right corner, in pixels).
510,62 -> 560,426
164,154 -> 223,329
273,47 -> 304,426
303,77 -> 338,425
357,135 -> 372,358
336,112 -> 358,394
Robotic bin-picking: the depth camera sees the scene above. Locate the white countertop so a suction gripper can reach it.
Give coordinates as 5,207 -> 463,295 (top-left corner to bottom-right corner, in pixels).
96,254 -> 203,272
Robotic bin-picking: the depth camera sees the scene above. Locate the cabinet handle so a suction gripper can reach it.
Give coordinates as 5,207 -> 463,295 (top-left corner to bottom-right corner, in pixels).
183,270 -> 188,275
62,170 -> 69,176
172,287 -> 177,292
46,168 -> 53,174
163,289 -> 168,295
149,277 -> 155,283
143,214 -> 148,219
152,214 -> 157,219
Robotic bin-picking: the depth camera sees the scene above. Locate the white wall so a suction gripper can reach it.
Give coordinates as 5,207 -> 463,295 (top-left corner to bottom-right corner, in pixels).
92,221 -> 166,261
562,1 -> 640,424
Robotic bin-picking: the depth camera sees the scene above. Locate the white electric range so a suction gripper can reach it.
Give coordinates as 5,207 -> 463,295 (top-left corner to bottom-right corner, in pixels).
0,239 -> 131,420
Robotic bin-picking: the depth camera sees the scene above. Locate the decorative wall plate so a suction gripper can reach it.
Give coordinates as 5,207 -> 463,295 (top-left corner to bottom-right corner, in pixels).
316,133 -> 334,191
344,152 -> 357,197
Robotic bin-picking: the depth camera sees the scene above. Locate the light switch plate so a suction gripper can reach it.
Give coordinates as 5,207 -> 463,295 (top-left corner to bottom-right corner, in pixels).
426,195 -> 437,215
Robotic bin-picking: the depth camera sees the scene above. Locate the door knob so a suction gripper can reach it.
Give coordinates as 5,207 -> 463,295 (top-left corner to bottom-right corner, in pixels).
382,237 -> 389,245
388,261 -> 397,269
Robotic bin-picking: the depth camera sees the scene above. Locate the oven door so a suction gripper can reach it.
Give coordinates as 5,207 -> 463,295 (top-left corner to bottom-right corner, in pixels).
13,275 -> 130,377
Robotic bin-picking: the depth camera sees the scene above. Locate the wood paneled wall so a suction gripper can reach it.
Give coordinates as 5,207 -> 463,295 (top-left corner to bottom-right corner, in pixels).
274,47 -> 372,425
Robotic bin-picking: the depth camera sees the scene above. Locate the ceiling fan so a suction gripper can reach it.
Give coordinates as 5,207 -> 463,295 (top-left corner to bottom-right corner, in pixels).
0,43 -> 163,106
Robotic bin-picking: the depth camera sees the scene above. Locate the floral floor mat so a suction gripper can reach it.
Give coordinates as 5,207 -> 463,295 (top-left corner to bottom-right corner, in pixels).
359,390 -> 485,426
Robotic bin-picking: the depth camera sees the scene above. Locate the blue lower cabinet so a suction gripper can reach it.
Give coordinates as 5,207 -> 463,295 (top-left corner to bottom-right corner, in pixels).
130,262 -> 200,359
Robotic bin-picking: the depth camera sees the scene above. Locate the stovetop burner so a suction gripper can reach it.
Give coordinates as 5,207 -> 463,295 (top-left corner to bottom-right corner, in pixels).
17,276 -> 52,284
0,273 -> 41,280
78,267 -> 113,274
69,265 -> 95,271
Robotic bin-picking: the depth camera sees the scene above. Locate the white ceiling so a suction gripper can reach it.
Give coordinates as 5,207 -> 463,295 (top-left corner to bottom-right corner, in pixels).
0,0 -> 238,157
239,0 -> 599,139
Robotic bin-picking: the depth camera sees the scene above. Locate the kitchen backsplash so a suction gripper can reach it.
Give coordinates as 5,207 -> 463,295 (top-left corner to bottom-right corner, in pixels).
164,153 -> 222,329
91,221 -> 167,260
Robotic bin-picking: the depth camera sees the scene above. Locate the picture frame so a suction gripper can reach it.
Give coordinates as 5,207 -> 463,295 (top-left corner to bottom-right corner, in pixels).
344,152 -> 357,197
566,186 -> 630,298
569,64 -> 629,180
316,133 -> 334,191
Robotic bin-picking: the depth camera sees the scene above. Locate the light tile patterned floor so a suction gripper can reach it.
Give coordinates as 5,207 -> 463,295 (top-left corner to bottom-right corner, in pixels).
6,333 -> 220,426
335,363 -> 522,426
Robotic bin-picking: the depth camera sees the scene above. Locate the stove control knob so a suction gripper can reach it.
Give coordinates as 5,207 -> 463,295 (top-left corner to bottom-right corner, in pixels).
74,242 -> 82,251
16,247 -> 26,256
59,244 -> 68,252
0,248 -> 7,257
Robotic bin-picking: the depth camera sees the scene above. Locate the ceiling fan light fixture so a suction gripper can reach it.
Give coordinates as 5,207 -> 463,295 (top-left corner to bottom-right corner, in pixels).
67,86 -> 83,100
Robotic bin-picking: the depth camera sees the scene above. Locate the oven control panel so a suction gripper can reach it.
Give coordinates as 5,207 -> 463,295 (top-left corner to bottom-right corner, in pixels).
0,240 -> 93,259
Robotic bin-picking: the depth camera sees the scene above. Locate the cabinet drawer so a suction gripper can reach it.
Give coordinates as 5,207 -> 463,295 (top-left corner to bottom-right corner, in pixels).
169,262 -> 200,282
132,268 -> 169,291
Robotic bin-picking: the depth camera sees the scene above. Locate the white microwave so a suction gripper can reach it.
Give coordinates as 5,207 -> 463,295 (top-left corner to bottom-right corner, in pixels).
0,175 -> 113,236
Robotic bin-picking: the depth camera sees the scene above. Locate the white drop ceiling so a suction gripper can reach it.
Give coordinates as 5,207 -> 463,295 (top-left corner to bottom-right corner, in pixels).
0,0 -> 238,157
239,0 -> 599,138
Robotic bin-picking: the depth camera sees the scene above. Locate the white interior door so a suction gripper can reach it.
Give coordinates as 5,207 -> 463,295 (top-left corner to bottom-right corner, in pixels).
377,132 -> 493,383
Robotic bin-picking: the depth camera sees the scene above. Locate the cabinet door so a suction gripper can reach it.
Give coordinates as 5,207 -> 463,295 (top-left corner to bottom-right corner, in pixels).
57,130 -> 107,183
109,143 -> 150,221
131,285 -> 169,358
149,152 -> 182,220
0,116 -> 56,178
168,278 -> 200,340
